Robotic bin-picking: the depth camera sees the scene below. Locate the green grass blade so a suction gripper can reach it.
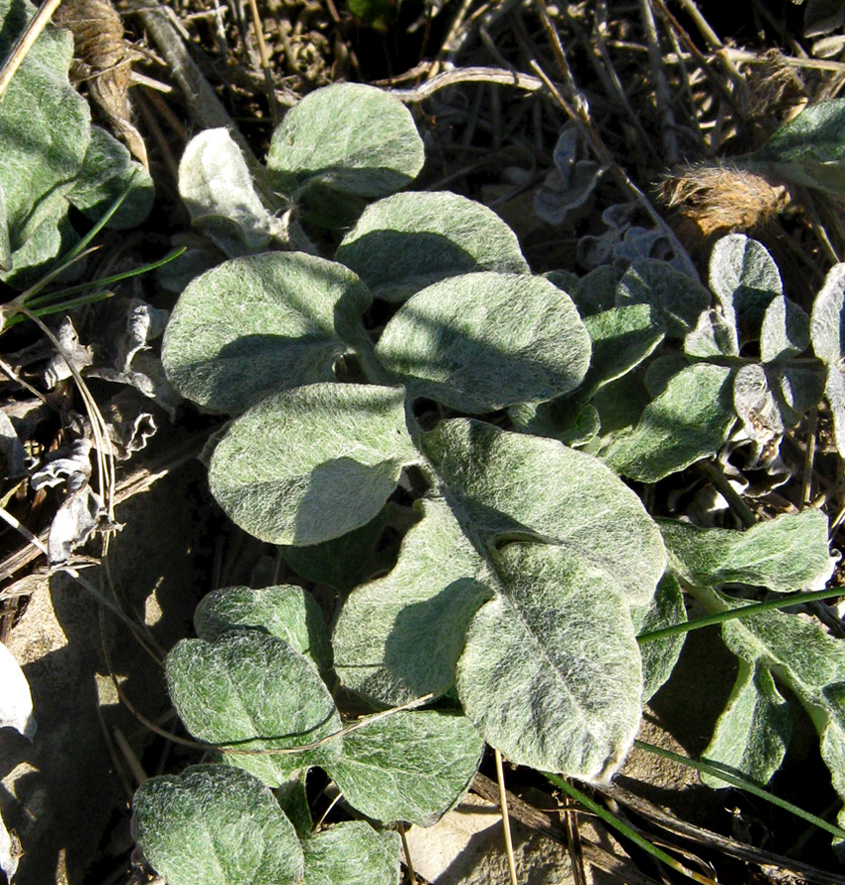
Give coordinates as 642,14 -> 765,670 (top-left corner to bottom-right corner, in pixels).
637,587 -> 844,644
633,739 -> 845,840
544,772 -> 719,884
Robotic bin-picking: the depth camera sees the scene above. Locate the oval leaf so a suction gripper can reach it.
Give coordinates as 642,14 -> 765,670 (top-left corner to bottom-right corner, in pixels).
167,631 -> 342,786
208,383 -> 418,545
632,573 -> 687,703
133,764 -> 304,885
603,363 -> 736,482
162,252 -> 372,414
660,509 -> 835,593
267,83 -> 424,199
303,822 -> 399,885
325,710 -> 484,826
334,499 -> 491,704
336,191 -> 528,302
376,272 -> 591,413
424,419 -> 666,606
457,542 -> 642,778
194,584 -> 333,678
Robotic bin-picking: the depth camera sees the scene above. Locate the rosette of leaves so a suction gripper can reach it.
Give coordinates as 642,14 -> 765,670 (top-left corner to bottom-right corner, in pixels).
512,233 -> 831,484
657,510 -> 845,853
0,0 -> 152,285
161,82 -> 668,787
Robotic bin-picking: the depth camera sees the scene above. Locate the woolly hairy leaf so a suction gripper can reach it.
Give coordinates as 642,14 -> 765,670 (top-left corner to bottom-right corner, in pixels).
376,272 -> 591,413
424,418 -> 665,606
336,191 -> 528,302
683,307 -> 739,358
68,126 -> 154,229
615,259 -> 710,338
580,304 -> 665,395
811,263 -> 845,456
282,507 -> 389,594
757,99 -> 845,196
132,764 -> 303,885
208,383 -> 417,545
694,584 -> 845,843
709,235 -> 782,344
701,660 -> 790,788
267,83 -> 424,200
457,542 -> 642,779
194,584 -> 333,678
326,710 -> 484,826
603,363 -> 736,482
660,509 -> 835,593
632,573 -> 687,702
334,499 -> 490,703
178,128 -> 276,254
732,363 -> 785,467
166,631 -> 342,786
303,823 -> 399,885
162,253 -> 372,414
760,295 -> 810,363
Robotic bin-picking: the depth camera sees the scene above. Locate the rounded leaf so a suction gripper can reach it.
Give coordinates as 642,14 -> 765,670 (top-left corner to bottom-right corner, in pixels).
303,823 -> 399,885
376,272 -> 591,413
194,584 -> 333,678
162,252 -> 372,414
133,764 -> 304,885
457,542 -> 642,778
336,191 -> 528,302
167,631 -> 342,786
268,83 -> 424,199
208,383 -> 418,545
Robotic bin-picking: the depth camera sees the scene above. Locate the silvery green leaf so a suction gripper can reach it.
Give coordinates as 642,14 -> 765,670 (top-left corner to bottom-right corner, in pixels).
733,363 -> 785,467
709,235 -> 782,344
303,823 -> 399,885
326,710 -> 484,826
581,305 -> 665,395
683,307 -> 739,358
194,584 -> 333,679
208,383 -> 418,545
162,253 -> 373,414
660,509 -> 834,593
282,507 -> 389,594
334,499 -> 491,704
615,259 -> 711,338
0,639 -> 35,739
0,0 -> 90,282
604,364 -> 736,482
268,83 -> 424,200
133,764 -> 304,885
591,370 -> 650,435
701,660 -> 790,788
810,263 -> 845,456
760,295 -> 810,363
456,542 -> 642,779
424,418 -> 666,607
0,806 -> 18,882
566,264 -> 623,317
336,191 -> 528,302
67,126 -> 153,229
632,573 -> 687,703
508,399 -> 600,446
694,584 -> 845,836
178,128 -> 277,254
771,364 -> 825,427
375,272 -> 591,413
166,631 -> 342,786
756,99 -> 845,196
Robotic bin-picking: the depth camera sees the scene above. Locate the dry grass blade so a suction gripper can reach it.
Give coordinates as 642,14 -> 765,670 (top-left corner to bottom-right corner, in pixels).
0,0 -> 64,99
495,749 -> 518,885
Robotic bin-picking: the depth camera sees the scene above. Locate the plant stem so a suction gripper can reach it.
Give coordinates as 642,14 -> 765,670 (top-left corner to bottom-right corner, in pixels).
633,740 -> 845,840
637,586 -> 845,643
544,773 -> 719,884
